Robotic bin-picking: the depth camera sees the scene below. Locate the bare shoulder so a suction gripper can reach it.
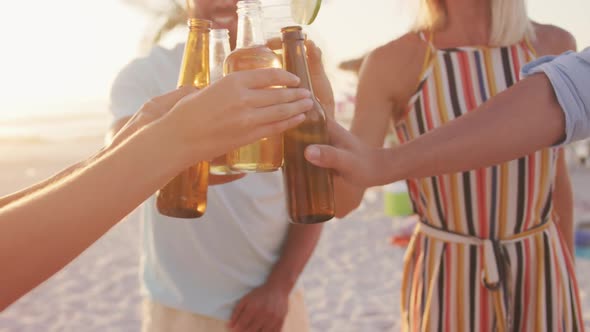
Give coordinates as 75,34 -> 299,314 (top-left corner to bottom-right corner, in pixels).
359,32 -> 427,105
532,22 -> 577,56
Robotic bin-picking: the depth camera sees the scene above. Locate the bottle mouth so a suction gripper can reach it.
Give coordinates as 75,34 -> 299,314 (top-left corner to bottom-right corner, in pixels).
187,18 -> 212,30
237,0 -> 262,15
281,25 -> 305,40
211,29 -> 230,39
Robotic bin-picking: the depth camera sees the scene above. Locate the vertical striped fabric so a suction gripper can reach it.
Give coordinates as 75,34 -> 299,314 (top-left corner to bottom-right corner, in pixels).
396,35 -> 584,331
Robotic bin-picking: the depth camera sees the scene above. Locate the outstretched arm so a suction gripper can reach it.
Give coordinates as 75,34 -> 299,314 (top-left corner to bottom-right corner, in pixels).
0,69 -> 311,310
306,73 -> 566,187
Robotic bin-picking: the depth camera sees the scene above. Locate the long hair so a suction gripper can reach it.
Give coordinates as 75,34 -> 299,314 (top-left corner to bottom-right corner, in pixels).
412,0 -> 535,46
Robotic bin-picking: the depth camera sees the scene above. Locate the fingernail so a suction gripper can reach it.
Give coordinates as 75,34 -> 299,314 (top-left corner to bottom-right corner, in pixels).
305,145 -> 320,161
303,98 -> 314,108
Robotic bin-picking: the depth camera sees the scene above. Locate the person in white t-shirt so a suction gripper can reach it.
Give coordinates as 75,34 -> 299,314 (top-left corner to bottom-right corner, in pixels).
108,1 -> 335,331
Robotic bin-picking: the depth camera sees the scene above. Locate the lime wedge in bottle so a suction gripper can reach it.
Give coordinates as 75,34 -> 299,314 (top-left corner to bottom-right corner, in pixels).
291,0 -> 322,25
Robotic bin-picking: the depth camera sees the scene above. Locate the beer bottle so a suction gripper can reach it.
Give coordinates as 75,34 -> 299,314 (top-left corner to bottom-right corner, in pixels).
281,26 -> 334,224
224,0 -> 284,172
156,18 -> 211,219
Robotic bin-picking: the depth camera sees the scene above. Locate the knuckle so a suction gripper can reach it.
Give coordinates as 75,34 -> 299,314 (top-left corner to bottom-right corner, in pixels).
243,112 -> 255,128
268,68 -> 282,83
224,73 -> 240,89
230,88 -> 249,109
142,99 -> 158,110
236,93 -> 251,109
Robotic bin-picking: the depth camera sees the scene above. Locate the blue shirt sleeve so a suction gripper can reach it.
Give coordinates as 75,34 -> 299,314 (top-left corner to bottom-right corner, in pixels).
521,48 -> 590,145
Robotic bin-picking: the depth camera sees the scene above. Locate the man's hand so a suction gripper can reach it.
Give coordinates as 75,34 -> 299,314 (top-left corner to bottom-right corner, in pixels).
266,38 -> 335,118
304,40 -> 335,118
305,119 -> 386,188
229,282 -> 290,332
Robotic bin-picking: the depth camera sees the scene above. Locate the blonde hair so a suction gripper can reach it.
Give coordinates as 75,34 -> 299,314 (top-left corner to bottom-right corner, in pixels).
413,0 -> 535,46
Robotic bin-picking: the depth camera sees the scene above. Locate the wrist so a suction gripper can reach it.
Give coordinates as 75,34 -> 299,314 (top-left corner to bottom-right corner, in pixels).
381,146 -> 407,184
150,117 -> 203,170
265,271 -> 296,295
133,122 -> 194,178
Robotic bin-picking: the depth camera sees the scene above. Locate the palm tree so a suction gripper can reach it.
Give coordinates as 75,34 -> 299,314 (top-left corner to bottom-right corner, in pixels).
122,0 -> 187,46
122,0 -> 333,47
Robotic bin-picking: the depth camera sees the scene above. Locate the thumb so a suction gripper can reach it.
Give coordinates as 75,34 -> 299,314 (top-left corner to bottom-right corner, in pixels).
305,144 -> 352,170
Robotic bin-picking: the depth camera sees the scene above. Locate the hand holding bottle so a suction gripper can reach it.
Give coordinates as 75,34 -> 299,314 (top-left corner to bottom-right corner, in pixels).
305,119 -> 391,188
108,86 -> 197,149
304,40 -> 335,118
158,67 -> 313,166
267,38 -> 335,118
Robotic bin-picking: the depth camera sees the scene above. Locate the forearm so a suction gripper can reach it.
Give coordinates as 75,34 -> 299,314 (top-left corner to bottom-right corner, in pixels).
387,74 -> 565,182
0,150 -> 107,208
0,122 -> 186,310
334,178 -> 365,218
0,164 -> 84,208
265,223 -> 323,293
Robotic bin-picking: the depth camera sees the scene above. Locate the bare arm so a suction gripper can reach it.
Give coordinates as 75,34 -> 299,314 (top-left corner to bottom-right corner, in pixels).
553,149 -> 574,256
305,73 -> 566,187
229,223 -> 322,331
109,116 -> 246,186
267,224 -> 322,292
0,69 -> 311,310
0,122 -> 185,311
0,113 -> 136,210
333,49 -> 396,217
381,74 -> 565,180
0,159 -> 95,208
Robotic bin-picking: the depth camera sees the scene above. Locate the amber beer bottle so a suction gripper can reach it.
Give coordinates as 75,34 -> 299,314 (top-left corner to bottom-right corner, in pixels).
224,0 -> 283,172
156,18 -> 211,219
281,26 -> 335,224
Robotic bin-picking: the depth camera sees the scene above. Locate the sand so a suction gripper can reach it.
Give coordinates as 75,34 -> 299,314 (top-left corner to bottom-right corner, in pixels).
1,137 -> 590,331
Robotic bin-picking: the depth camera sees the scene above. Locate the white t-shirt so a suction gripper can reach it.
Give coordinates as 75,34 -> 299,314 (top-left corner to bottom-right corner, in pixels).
109,44 -> 292,320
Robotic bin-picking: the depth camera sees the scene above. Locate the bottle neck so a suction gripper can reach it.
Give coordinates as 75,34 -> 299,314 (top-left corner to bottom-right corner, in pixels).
210,33 -> 231,82
236,6 -> 265,48
178,26 -> 210,88
282,38 -> 313,94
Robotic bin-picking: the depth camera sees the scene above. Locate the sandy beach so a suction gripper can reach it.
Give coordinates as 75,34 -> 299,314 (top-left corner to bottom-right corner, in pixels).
2,136 -> 590,332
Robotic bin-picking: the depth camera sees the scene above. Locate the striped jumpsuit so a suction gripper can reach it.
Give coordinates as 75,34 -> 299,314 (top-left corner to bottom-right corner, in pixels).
396,32 -> 584,332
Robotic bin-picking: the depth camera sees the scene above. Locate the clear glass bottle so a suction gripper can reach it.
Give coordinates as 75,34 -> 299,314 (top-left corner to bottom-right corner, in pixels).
262,0 -> 296,62
156,18 -> 211,219
224,0 -> 284,173
281,25 -> 334,224
209,28 -> 240,175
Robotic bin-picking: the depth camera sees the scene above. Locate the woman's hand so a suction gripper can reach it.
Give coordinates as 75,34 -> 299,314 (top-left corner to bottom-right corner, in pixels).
160,68 -> 313,164
305,119 -> 388,188
109,86 -> 198,148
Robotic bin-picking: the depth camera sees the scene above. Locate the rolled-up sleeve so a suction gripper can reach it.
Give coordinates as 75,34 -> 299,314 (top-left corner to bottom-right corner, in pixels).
521,48 -> 590,145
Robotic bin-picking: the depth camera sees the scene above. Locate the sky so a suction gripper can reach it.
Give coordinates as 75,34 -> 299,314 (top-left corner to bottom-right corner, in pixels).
0,0 -> 588,120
